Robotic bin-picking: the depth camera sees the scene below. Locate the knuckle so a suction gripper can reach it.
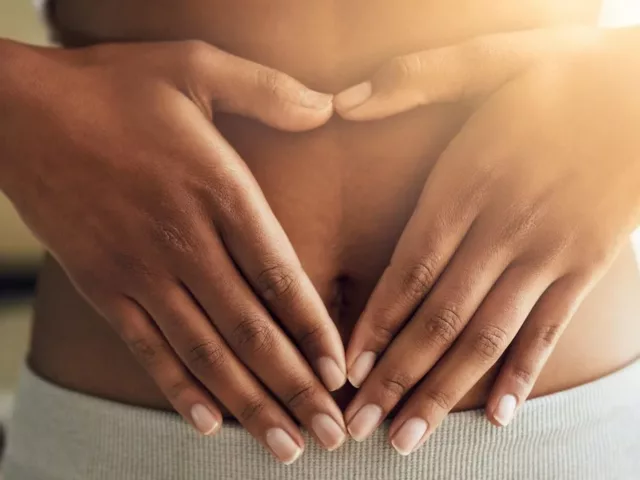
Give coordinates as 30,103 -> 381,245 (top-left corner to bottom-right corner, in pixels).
534,324 -> 563,349
294,322 -> 326,353
284,382 -> 317,411
110,252 -> 156,283
500,201 -> 546,245
212,177 -> 251,225
70,262 -> 111,296
127,337 -> 164,369
255,67 -> 287,97
422,306 -> 462,346
165,378 -> 192,401
231,314 -> 276,356
256,264 -> 299,301
387,54 -> 424,84
108,309 -> 138,338
150,219 -> 199,256
188,340 -> 226,371
510,364 -> 535,386
238,393 -> 267,423
369,317 -> 397,345
401,258 -> 438,301
379,371 -> 414,401
422,388 -> 452,411
180,40 -> 213,70
472,326 -> 509,362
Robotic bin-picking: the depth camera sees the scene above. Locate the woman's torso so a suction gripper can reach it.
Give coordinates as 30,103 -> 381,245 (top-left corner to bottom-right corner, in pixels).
30,0 -> 640,416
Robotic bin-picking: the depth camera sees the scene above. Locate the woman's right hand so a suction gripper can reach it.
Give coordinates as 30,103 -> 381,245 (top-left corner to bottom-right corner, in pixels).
0,39 -> 347,463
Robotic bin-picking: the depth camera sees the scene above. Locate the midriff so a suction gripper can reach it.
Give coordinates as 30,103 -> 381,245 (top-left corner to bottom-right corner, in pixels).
29,0 -> 640,417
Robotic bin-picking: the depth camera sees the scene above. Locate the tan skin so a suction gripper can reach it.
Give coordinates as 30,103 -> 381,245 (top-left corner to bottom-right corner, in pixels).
335,26 -> 640,452
1,0 -> 639,464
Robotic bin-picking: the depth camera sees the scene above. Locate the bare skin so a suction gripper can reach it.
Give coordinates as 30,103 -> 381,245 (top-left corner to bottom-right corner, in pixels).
1,39 -> 348,463
334,26 -> 640,452
3,0 -> 640,464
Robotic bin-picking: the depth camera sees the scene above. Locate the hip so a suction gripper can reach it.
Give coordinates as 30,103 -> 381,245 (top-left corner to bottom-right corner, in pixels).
4,359 -> 640,480
27,242 -> 640,415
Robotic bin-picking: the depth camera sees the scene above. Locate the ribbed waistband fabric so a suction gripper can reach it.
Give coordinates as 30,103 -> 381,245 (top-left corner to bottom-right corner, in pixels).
3,360 -> 640,480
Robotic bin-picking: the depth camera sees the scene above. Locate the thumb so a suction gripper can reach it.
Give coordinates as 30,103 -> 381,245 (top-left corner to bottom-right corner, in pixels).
180,42 -> 333,132
334,27 -> 599,121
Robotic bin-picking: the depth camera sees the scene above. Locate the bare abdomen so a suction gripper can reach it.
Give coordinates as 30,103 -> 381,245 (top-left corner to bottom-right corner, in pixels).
29,0 -> 640,416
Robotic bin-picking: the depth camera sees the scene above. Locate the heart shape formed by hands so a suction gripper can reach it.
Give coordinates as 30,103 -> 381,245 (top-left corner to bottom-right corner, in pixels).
6,23 -> 640,465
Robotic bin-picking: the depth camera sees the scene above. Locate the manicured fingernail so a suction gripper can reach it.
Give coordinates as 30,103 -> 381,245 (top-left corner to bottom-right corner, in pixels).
266,428 -> 303,465
347,404 -> 383,441
494,394 -> 517,426
301,90 -> 333,110
391,418 -> 428,456
335,82 -> 372,111
348,351 -> 376,388
317,357 -> 347,391
312,413 -> 346,451
191,404 -> 219,435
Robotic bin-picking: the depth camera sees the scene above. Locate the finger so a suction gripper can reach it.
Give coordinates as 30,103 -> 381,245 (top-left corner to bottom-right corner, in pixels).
334,27 -> 598,120
178,235 -> 347,451
105,298 -> 222,436
172,41 -> 333,131
345,166 -> 483,388
207,149 -> 347,392
486,275 -> 588,427
344,232 -> 505,441
136,283 -> 310,464
142,262 -> 346,454
387,267 -> 551,456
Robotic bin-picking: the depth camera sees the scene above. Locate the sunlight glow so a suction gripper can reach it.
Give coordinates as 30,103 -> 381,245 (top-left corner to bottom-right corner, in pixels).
600,0 -> 640,26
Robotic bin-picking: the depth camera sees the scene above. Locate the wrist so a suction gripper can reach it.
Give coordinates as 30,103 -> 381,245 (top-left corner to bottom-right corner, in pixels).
0,39 -> 36,109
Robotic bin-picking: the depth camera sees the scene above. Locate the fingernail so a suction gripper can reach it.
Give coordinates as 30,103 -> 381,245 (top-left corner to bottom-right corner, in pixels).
391,418 -> 428,456
494,394 -> 517,426
335,82 -> 373,112
191,404 -> 219,435
347,404 -> 383,441
312,413 -> 346,451
348,351 -> 376,388
300,90 -> 333,110
317,357 -> 346,391
266,428 -> 303,465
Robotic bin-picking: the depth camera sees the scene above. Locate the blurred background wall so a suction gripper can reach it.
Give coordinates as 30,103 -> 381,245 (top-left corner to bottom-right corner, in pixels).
0,0 -> 48,430
0,1 -> 46,269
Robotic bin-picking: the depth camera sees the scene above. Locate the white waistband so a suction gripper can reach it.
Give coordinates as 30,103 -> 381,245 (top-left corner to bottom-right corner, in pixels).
3,360 -> 640,480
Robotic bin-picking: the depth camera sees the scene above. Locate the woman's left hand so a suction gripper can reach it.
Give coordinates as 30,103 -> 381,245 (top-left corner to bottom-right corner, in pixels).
334,27 -> 640,454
